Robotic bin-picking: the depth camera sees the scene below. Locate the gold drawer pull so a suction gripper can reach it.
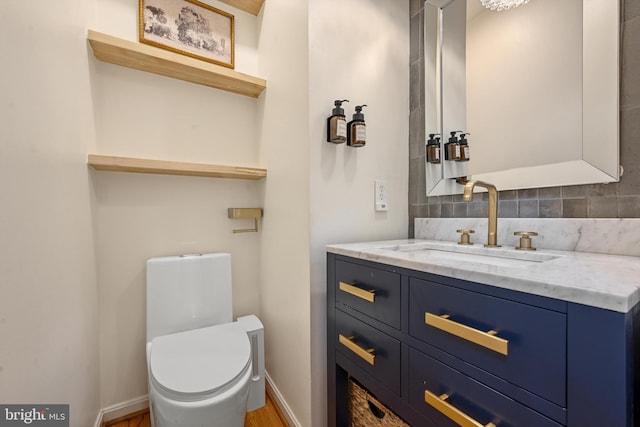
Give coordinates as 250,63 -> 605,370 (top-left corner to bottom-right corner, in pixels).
425,390 -> 496,427
338,334 -> 376,365
339,281 -> 375,303
425,312 -> 508,355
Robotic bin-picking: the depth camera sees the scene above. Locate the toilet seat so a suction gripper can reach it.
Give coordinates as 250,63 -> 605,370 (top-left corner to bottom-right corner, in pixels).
150,322 -> 251,400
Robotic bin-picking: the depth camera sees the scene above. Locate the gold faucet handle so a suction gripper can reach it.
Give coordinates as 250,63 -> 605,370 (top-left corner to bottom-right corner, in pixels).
456,229 -> 475,245
514,231 -> 538,251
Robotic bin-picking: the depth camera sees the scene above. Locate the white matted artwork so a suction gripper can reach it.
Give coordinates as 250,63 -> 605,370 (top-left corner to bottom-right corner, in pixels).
139,0 -> 234,68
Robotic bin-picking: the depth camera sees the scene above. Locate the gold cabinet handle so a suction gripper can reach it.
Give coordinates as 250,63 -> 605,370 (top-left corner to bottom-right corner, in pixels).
425,312 -> 508,355
425,390 -> 496,427
339,281 -> 375,303
338,334 -> 376,365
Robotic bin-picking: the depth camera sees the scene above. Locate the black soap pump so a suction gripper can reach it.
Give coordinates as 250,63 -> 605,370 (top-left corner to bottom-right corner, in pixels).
445,131 -> 462,160
347,104 -> 367,147
327,99 -> 349,144
456,133 -> 470,162
426,133 -> 441,164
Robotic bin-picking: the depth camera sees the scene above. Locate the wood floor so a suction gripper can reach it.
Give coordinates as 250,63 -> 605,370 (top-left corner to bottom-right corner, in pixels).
104,392 -> 288,427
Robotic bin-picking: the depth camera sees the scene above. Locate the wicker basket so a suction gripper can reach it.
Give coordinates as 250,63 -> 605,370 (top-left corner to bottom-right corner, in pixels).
348,379 -> 410,427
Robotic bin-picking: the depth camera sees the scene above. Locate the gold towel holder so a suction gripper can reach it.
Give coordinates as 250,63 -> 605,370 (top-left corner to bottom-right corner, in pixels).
228,208 -> 263,233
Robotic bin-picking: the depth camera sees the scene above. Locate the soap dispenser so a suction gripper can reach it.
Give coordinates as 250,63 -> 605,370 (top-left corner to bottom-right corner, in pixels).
445,131 -> 462,161
426,133 -> 441,164
456,133 -> 470,162
347,105 -> 367,147
327,99 -> 349,144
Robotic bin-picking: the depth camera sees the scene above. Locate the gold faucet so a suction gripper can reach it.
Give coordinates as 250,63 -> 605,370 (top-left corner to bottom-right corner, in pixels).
462,180 -> 500,247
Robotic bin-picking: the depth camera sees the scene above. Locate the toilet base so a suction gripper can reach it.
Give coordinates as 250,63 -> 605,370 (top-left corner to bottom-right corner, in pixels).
148,362 -> 251,427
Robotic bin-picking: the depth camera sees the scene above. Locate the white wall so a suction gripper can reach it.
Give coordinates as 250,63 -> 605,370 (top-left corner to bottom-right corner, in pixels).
308,0 -> 410,425
257,0 -> 311,425
91,0 -> 265,408
0,2 -> 101,426
94,174 -> 263,406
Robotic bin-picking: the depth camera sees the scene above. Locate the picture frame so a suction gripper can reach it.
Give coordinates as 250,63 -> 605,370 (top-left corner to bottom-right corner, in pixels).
139,0 -> 234,69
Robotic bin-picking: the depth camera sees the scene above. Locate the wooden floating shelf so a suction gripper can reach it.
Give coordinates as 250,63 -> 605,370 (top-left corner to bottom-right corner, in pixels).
88,154 -> 267,180
219,0 -> 264,15
87,30 -> 266,98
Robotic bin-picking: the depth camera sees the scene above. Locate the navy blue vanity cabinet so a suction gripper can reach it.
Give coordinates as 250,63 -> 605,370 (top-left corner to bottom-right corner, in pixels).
327,252 -> 639,427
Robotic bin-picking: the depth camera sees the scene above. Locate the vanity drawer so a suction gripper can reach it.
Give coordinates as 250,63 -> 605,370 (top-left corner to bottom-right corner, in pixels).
409,278 -> 566,406
335,309 -> 401,394
408,348 -> 563,427
335,259 -> 401,329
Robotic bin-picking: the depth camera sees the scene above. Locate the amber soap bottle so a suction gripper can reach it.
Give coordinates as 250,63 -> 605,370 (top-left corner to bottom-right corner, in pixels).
445,131 -> 461,161
347,105 -> 367,147
327,100 -> 349,143
426,133 -> 441,164
457,133 -> 470,162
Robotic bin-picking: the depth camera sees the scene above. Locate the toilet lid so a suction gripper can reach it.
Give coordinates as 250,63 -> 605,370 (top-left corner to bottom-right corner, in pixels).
150,322 -> 251,396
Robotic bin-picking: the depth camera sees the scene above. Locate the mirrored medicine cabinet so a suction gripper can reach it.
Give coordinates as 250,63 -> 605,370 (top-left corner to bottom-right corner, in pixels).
424,0 -> 620,196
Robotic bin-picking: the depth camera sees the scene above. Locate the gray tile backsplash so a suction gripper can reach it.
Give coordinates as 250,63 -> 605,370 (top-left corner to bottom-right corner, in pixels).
539,199 -> 562,218
621,9 -> 640,108
619,196 -> 640,217
408,1 -> 640,236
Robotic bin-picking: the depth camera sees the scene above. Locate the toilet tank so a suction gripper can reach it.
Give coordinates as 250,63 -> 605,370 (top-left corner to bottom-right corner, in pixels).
146,253 -> 233,342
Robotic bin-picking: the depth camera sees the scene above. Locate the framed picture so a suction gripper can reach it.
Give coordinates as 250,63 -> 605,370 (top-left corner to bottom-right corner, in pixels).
139,0 -> 234,69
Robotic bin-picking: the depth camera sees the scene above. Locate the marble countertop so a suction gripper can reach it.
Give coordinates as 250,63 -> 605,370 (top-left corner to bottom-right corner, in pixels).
327,239 -> 640,313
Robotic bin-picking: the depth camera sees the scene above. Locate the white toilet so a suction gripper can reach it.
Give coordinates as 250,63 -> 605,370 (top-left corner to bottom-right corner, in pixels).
146,253 -> 265,427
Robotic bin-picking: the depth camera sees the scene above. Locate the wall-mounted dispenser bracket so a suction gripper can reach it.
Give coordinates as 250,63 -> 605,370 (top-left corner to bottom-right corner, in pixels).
228,208 -> 263,233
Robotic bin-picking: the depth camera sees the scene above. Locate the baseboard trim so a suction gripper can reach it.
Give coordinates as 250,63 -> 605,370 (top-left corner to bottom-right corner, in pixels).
93,394 -> 150,427
265,371 -> 301,427
93,373 -> 299,427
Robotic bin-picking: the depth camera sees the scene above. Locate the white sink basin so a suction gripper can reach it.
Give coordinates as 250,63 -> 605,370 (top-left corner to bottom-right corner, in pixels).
379,241 -> 562,266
